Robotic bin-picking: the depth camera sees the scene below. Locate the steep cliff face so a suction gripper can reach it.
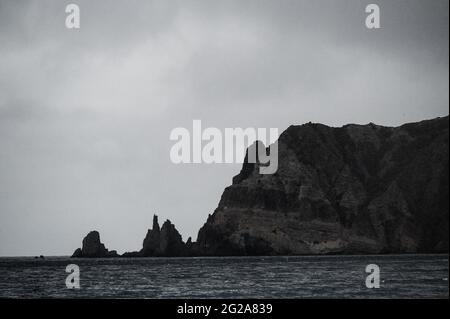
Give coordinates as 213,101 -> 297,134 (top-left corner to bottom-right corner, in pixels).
195,117 -> 449,255
72,231 -> 118,258
71,117 -> 449,257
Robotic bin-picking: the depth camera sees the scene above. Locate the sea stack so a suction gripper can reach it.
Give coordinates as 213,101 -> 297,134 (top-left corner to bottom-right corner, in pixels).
140,215 -> 188,257
71,231 -> 119,258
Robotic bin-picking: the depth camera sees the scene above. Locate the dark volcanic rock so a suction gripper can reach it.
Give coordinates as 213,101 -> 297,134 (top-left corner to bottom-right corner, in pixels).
194,117 -> 449,255
141,215 -> 161,256
72,248 -> 82,258
159,220 -> 188,256
71,231 -> 119,258
71,117 -> 449,257
139,215 -> 188,257
121,251 -> 141,257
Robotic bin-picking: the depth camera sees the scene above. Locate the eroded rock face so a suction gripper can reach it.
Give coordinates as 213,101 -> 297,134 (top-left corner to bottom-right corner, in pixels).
194,117 -> 449,255
72,117 -> 449,257
160,220 -> 188,256
140,215 -> 188,257
141,215 -> 161,256
71,231 -> 118,258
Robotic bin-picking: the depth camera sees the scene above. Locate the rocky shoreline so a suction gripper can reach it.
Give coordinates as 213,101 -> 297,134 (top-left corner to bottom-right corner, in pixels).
72,116 -> 449,258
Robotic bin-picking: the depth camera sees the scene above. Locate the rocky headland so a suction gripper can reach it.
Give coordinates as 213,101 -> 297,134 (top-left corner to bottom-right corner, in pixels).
72,116 -> 449,258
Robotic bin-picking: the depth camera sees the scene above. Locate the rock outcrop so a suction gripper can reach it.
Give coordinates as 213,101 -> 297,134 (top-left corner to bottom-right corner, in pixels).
140,215 -> 161,256
71,117 -> 449,257
139,215 -> 188,257
71,231 -> 119,258
194,116 -> 449,255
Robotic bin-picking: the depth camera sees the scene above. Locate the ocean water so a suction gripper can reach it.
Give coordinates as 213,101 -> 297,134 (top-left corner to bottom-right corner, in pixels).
0,254 -> 447,298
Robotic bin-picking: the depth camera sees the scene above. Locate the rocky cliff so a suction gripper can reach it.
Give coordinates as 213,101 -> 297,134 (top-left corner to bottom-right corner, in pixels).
71,117 -> 449,257
72,231 -> 119,258
194,116 -> 449,255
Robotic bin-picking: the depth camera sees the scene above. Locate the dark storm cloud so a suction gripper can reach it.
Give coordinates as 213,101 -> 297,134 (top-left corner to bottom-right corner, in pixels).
0,0 -> 448,256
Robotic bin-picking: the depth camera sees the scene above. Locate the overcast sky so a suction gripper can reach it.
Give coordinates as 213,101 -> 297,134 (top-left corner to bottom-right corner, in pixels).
0,0 -> 448,256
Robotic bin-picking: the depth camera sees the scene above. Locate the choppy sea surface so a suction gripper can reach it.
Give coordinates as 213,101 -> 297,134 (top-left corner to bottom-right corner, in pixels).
0,254 -> 447,298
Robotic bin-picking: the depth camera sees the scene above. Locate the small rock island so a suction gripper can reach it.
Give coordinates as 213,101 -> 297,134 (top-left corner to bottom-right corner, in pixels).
72,231 -> 119,258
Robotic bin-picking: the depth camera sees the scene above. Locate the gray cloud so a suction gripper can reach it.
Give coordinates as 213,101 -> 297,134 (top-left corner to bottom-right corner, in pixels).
0,0 -> 448,256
